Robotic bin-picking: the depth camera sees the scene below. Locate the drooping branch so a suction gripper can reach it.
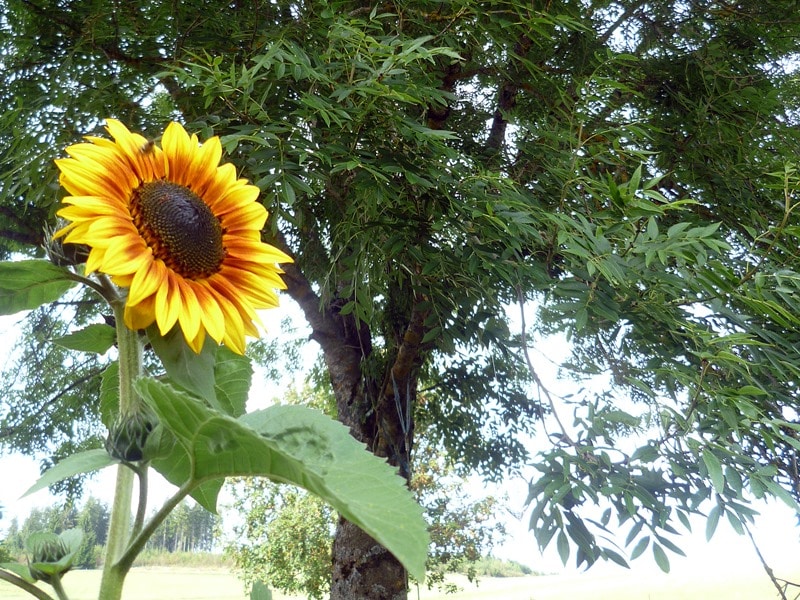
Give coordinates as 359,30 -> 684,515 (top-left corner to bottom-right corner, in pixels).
485,35 -> 533,153
275,239 -> 375,442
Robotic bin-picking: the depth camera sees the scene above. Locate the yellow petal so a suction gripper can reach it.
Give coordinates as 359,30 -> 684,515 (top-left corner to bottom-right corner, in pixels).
127,257 -> 165,307
100,236 -> 150,276
193,281 -> 226,344
175,278 -> 202,342
161,121 -> 194,185
124,296 -> 157,331
155,273 -> 181,335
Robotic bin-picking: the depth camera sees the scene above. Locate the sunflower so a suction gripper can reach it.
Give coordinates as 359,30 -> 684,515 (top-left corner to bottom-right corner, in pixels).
55,119 -> 292,354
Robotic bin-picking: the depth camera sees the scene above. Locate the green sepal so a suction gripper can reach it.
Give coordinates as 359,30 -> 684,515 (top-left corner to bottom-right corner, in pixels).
105,411 -> 157,462
25,529 -> 83,582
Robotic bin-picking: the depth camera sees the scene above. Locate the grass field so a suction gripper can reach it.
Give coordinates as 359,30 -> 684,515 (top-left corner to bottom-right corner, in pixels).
0,566 -> 794,599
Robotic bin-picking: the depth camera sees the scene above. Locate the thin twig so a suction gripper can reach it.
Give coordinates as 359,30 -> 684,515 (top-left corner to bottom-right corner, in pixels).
516,285 -> 576,447
743,520 -> 790,600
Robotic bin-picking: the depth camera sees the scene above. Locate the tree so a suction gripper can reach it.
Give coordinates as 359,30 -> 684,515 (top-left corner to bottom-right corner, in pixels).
227,478 -> 336,600
225,380 -> 507,598
3,1 -> 800,598
145,500 -> 219,554
74,497 -> 110,568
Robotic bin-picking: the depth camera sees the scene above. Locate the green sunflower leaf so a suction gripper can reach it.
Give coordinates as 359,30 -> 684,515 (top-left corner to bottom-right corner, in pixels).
0,562 -> 35,583
147,325 -> 217,402
213,346 -> 252,417
0,260 -> 75,315
22,449 -> 118,497
149,430 -> 225,512
53,323 -> 116,354
137,377 -> 430,581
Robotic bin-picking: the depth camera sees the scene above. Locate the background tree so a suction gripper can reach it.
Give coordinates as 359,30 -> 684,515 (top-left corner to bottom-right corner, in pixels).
3,499 -> 109,569
225,379 -> 508,598
2,1 -> 800,599
227,478 -> 336,600
145,500 -> 219,554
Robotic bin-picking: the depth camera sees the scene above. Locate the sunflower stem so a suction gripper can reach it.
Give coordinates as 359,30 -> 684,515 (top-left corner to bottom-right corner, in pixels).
99,299 -> 143,600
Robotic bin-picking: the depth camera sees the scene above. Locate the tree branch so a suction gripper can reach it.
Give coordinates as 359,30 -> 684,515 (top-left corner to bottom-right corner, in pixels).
743,520 -> 792,600
516,286 -> 576,447
597,0 -> 648,44
485,35 -> 533,153
274,232 -> 374,441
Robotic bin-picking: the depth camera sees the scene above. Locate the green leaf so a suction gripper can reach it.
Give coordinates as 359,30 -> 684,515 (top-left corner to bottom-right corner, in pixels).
147,325 -> 217,402
737,385 -> 768,396
137,378 -> 430,580
726,510 -> 744,535
213,347 -> 252,417
652,543 -> 670,573
250,581 -> 273,600
603,548 -> 629,569
556,531 -> 570,564
149,429 -> 224,512
0,562 -> 34,583
23,449 -> 117,497
0,260 -> 75,315
629,535 -> 649,560
702,449 -> 725,493
706,504 -> 722,542
763,478 -> 800,510
53,323 -> 116,354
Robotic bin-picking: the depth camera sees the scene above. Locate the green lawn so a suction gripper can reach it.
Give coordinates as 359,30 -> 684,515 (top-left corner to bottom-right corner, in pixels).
0,567 -> 793,599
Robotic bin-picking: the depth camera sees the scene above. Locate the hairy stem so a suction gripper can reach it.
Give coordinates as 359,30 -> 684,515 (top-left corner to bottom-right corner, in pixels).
98,298 -> 143,600
49,575 -> 69,600
0,569 -> 55,600
117,480 -> 194,574
130,465 -> 149,541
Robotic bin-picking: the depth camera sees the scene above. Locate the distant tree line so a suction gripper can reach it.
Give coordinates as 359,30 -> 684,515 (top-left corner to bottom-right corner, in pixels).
144,501 -> 219,553
2,497 -> 218,567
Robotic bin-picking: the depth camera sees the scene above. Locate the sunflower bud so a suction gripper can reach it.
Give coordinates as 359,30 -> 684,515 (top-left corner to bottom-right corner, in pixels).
106,410 -> 156,462
45,226 -> 90,267
25,529 -> 83,583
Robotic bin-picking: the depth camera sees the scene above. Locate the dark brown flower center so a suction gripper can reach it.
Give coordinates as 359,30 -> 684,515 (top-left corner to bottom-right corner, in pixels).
131,181 -> 225,279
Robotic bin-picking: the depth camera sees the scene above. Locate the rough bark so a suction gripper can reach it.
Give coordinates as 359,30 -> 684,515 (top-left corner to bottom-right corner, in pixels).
280,260 -> 424,600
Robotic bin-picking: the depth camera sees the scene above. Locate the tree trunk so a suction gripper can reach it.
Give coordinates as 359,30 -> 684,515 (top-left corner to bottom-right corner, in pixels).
331,519 -> 408,600
281,262 -> 418,600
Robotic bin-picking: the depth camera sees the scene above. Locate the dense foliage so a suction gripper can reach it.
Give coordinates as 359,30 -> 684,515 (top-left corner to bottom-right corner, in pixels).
3,0 -> 800,595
